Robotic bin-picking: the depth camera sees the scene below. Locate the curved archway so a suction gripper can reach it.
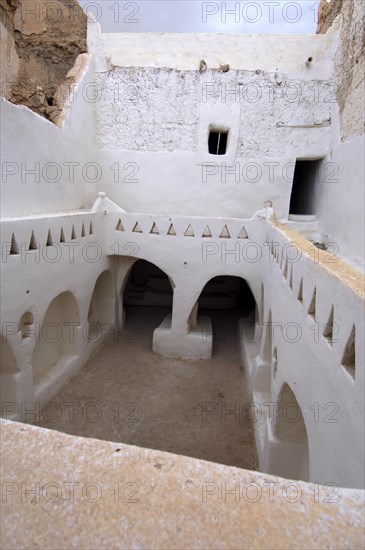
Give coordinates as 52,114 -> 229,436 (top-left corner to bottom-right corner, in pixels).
189,276 -> 257,355
32,291 -> 80,386
273,383 -> 310,481
122,259 -> 174,334
19,311 -> 34,340
87,271 -> 115,341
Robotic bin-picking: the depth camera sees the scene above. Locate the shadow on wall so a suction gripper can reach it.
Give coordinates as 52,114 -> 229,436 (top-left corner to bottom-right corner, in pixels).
87,270 -> 115,341
273,383 -> 310,482
32,291 -> 80,386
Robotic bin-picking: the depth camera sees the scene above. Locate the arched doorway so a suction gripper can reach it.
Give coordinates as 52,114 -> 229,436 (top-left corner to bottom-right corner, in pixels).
272,383 -> 310,481
32,292 -> 80,387
192,276 -> 256,355
122,260 -> 174,343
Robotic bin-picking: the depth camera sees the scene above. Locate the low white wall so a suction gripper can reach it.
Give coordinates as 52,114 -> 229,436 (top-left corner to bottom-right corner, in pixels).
0,211 -> 114,412
241,220 -> 365,489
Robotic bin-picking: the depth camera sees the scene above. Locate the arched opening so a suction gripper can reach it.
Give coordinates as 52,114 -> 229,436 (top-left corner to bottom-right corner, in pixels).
122,260 -> 174,341
32,272 -> 258,471
32,292 -> 80,386
0,339 -> 20,405
273,383 -> 310,481
19,312 -> 34,340
87,271 -> 115,342
192,276 -> 256,355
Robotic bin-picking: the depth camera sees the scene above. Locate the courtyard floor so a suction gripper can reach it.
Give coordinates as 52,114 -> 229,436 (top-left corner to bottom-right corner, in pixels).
31,306 -> 258,470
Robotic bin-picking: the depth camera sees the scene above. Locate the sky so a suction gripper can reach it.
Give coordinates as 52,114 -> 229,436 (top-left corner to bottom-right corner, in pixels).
77,0 -> 320,34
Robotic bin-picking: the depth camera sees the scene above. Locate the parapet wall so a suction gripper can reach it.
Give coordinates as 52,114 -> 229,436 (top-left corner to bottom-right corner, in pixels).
1,419 -> 364,549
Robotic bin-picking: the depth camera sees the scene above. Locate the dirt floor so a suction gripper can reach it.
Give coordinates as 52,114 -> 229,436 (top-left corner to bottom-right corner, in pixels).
31,306 -> 258,470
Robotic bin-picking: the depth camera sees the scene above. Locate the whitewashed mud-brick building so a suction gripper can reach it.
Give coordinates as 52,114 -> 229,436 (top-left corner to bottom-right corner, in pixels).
0,0 -> 364,547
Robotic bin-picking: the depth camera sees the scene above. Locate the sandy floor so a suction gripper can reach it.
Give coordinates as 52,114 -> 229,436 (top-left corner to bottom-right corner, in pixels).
31,306 -> 258,470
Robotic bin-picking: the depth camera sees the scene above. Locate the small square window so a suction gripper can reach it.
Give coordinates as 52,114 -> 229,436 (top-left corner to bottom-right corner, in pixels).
208,130 -> 228,155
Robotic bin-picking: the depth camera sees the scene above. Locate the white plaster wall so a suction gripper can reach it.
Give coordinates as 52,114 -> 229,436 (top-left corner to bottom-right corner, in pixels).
0,56 -> 97,217
245,222 -> 365,489
315,132 -> 365,270
89,23 -> 336,220
0,211 -> 114,411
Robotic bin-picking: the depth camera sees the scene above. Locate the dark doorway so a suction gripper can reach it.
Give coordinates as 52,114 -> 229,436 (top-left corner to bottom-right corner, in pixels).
289,159 -> 322,216
198,276 -> 255,312
124,260 -> 173,308
196,276 -> 256,352
123,259 -> 174,336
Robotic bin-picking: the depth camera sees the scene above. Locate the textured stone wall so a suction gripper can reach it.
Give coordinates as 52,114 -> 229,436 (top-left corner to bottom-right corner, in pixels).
317,0 -> 365,141
95,68 -> 332,154
0,0 -> 21,97
317,0 -> 344,34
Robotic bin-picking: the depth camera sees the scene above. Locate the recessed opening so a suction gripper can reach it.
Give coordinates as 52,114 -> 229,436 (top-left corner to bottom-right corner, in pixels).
308,287 -> 316,319
208,129 -> 228,155
9,233 -> 19,255
341,325 -> 356,380
273,384 -> 310,481
123,260 -> 174,311
289,159 -> 322,216
19,312 -> 34,340
32,292 -> 80,387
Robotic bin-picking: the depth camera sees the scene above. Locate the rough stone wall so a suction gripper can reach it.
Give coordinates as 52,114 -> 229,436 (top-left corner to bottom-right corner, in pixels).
0,0 -> 21,96
318,0 -> 365,141
2,0 -> 87,122
317,0 -> 344,34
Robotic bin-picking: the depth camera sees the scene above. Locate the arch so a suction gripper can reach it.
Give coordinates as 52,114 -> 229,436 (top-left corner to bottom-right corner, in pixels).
87,271 -> 115,341
122,259 -> 174,333
187,276 -> 257,355
32,291 -> 80,385
273,383 -> 310,481
196,276 -> 255,313
19,311 -> 34,340
123,260 -> 174,309
189,275 -> 257,321
120,257 -> 176,297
